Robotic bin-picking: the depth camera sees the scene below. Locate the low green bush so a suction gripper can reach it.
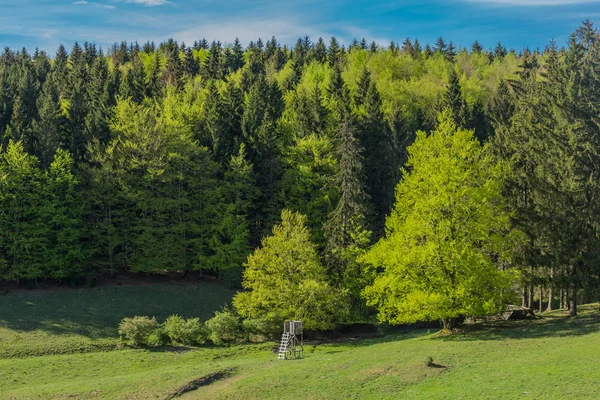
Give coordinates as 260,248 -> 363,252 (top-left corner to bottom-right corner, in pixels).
147,327 -> 170,346
242,317 -> 280,341
118,316 -> 160,346
205,310 -> 241,345
163,315 -> 208,345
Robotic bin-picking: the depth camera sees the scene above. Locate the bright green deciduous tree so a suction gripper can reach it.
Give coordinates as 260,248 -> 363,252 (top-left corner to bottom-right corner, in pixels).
233,209 -> 349,330
363,111 -> 520,331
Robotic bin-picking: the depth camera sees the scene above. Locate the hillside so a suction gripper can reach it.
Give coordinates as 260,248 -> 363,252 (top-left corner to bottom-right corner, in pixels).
1,285 -> 599,399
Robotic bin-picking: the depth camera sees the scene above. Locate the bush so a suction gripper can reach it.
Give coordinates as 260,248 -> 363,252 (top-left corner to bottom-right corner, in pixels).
118,316 -> 160,346
205,310 -> 241,345
163,315 -> 208,345
242,317 -> 280,341
147,327 -> 170,347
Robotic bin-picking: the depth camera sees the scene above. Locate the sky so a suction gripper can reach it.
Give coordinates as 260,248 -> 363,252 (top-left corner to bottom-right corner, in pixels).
1,0 -> 599,53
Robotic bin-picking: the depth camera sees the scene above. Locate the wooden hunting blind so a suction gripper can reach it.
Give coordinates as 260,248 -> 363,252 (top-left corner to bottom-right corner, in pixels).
277,321 -> 304,360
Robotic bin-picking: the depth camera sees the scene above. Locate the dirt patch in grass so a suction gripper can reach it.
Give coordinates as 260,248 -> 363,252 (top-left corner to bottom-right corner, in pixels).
166,368 -> 237,399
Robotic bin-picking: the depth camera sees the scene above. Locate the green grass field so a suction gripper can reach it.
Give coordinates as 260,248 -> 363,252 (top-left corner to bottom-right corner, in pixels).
0,283 -> 236,359
1,285 -> 600,399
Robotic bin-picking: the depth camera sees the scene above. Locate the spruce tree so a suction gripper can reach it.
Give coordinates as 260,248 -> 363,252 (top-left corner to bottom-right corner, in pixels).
147,52 -> 163,98
328,37 -> 341,67
435,37 -> 447,53
324,72 -> 371,293
354,68 -> 394,236
314,37 -> 327,64
442,68 -> 469,127
32,77 -> 65,166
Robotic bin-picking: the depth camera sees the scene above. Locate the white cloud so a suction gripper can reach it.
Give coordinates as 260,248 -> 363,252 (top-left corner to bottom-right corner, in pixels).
72,1 -> 116,9
124,0 -> 171,6
172,18 -> 333,46
466,0 -> 599,5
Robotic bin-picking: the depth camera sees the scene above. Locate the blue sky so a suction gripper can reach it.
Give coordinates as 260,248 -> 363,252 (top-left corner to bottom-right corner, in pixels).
1,0 -> 599,53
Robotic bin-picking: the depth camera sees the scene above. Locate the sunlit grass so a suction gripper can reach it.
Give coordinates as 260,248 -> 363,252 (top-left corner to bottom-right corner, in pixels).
1,286 -> 600,399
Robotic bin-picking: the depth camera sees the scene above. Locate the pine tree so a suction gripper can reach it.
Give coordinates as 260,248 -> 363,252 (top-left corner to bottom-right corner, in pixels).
324,76 -> 371,285
129,56 -> 147,103
494,42 -> 507,59
228,37 -> 245,73
164,47 -> 182,88
472,40 -> 484,54
328,37 -> 341,67
445,42 -> 457,62
43,149 -> 86,281
402,38 -> 413,55
424,44 -> 433,58
66,42 -> 90,161
314,37 -> 327,63
209,144 -> 257,283
442,68 -> 469,127
147,52 -> 163,98
204,40 -> 223,80
413,39 -> 422,57
85,52 -> 111,146
32,77 -> 65,166
354,68 -> 394,236
435,37 -> 447,53
184,46 -> 199,77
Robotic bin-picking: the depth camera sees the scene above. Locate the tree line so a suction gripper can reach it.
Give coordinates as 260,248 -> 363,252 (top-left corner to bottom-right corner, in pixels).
1,22 -> 599,324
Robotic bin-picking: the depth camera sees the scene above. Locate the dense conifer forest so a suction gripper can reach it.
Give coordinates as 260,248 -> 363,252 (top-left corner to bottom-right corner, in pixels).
1,21 -> 600,324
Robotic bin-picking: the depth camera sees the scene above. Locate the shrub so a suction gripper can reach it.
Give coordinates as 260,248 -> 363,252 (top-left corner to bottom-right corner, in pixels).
242,317 -> 280,341
147,327 -> 170,347
205,310 -> 241,345
163,315 -> 208,345
118,316 -> 159,346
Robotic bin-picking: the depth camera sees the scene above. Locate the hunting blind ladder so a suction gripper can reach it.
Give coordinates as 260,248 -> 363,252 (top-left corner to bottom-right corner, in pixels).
278,321 -> 303,360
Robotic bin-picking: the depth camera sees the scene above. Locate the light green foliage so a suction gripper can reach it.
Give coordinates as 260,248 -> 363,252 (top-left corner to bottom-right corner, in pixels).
0,141 -> 45,280
363,111 -> 520,326
280,134 -> 338,245
0,142 -> 85,281
205,309 -> 242,345
233,210 -> 349,330
118,316 -> 160,346
241,317 -> 280,341
163,315 -> 208,345
95,97 -> 223,274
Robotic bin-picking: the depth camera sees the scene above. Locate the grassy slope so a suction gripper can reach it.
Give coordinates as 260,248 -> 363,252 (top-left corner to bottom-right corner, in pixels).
1,286 -> 600,399
0,283 -> 236,358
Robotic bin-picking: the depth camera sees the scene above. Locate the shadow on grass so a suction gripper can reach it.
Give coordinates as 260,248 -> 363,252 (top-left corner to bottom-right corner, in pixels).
0,283 -> 235,339
436,306 -> 600,342
312,329 -> 430,350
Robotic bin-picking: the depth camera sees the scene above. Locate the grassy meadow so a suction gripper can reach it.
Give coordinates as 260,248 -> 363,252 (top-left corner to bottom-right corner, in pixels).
1,284 -> 600,399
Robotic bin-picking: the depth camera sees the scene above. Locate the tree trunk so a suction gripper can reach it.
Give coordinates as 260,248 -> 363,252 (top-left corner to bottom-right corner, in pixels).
569,296 -> 577,317
539,286 -> 543,313
522,286 -> 527,308
569,265 -> 577,317
559,287 -> 563,309
528,283 -> 533,312
441,318 -> 456,332
546,268 -> 554,312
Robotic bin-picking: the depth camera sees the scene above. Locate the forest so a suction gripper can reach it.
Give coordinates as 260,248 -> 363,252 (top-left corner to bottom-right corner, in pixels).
1,20 -> 600,329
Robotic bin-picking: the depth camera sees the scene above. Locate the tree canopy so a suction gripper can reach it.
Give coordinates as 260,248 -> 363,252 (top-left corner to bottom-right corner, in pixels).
362,111 -> 521,330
